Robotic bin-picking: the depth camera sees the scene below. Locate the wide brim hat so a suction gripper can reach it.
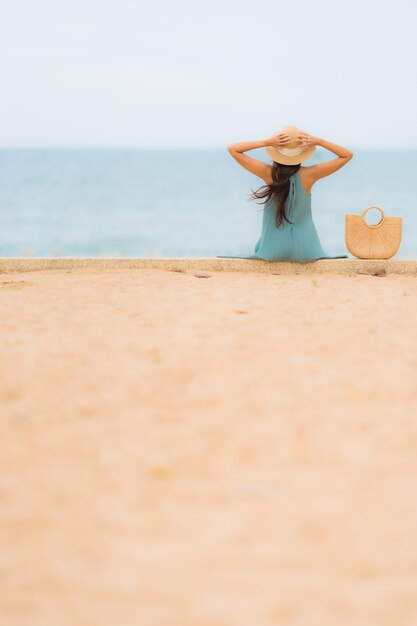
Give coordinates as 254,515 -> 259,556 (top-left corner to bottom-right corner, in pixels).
265,124 -> 316,165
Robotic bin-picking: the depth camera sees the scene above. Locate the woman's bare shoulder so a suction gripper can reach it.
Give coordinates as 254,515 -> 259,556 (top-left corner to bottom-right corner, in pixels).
298,166 -> 314,195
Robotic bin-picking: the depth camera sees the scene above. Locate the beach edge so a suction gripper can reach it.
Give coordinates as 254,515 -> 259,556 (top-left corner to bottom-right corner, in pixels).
1,257 -> 417,275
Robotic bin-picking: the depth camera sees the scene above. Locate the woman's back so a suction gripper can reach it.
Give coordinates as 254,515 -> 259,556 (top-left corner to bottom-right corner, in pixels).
217,170 -> 348,262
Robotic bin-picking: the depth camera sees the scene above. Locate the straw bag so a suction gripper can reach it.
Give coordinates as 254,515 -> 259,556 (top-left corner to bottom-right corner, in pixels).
345,205 -> 402,259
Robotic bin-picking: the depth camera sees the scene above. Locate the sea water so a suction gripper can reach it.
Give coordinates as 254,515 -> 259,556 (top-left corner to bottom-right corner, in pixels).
0,148 -> 415,258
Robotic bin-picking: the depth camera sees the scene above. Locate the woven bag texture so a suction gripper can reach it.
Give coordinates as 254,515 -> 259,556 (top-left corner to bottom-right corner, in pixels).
345,206 -> 402,259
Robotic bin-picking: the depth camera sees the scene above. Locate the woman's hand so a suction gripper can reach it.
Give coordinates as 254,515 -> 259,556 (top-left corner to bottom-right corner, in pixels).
297,130 -> 319,149
266,131 -> 292,149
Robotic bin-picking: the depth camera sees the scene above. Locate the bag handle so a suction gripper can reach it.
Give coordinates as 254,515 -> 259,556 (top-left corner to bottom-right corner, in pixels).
362,205 -> 385,228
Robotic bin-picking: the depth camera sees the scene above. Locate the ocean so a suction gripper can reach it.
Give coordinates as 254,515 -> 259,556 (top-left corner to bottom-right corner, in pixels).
0,148 -> 415,259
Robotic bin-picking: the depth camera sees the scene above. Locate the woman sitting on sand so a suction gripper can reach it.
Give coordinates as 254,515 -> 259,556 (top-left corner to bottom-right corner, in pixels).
217,125 -> 353,262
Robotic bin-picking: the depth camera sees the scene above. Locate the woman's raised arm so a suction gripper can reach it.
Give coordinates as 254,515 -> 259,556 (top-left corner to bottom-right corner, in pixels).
227,132 -> 292,183
298,131 -> 354,186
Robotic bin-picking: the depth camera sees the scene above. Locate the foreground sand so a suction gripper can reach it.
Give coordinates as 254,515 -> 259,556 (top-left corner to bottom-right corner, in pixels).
0,268 -> 416,625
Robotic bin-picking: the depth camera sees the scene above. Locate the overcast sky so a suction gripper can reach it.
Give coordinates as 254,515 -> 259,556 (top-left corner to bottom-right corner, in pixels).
2,0 -> 416,148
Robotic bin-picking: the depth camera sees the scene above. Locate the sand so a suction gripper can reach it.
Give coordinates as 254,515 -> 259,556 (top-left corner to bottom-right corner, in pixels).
0,267 -> 417,625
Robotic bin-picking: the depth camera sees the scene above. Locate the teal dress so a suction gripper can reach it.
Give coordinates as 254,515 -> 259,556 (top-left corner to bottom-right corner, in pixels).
217,171 -> 348,262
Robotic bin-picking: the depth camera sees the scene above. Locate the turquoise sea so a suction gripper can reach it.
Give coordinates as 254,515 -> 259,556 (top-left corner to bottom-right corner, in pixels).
0,149 -> 415,258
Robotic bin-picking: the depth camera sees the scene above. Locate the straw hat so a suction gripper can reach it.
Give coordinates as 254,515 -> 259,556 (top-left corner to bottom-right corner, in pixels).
265,124 -> 316,165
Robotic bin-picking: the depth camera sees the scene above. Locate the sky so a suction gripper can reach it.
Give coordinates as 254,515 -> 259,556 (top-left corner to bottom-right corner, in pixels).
1,0 -> 417,148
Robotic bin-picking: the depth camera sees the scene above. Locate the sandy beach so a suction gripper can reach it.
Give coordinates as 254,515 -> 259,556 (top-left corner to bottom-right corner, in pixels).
1,267 -> 417,625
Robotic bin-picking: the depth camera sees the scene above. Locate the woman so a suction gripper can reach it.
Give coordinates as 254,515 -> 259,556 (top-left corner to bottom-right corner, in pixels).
217,125 -> 353,262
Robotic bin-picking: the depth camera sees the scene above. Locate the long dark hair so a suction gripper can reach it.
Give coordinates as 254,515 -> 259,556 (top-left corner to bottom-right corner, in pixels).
249,162 -> 301,228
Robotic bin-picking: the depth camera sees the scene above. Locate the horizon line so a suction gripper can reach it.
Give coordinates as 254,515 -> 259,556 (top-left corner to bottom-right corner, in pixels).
0,145 -> 416,151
